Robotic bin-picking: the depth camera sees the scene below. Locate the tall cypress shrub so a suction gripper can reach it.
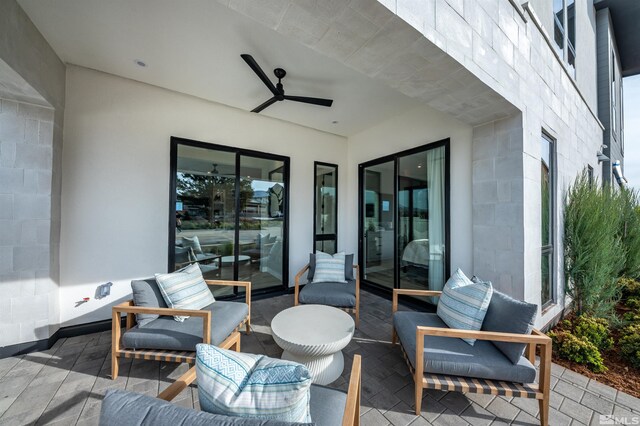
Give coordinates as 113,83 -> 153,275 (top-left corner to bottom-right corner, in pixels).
618,188 -> 640,280
564,172 -> 624,316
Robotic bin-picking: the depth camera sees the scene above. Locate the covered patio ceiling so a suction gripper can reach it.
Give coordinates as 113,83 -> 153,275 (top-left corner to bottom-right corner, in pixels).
19,0 -> 516,136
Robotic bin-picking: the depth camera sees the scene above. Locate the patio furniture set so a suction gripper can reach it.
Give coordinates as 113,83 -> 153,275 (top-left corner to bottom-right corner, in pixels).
104,253 -> 551,426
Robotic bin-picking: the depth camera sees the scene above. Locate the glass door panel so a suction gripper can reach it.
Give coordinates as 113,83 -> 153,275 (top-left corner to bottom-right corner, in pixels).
398,147 -> 446,293
314,163 -> 338,254
238,155 -> 286,292
362,161 -> 395,290
175,145 -> 235,297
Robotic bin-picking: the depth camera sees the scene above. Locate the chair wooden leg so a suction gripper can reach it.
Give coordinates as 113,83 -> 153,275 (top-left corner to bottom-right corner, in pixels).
245,319 -> 251,335
111,354 -> 119,380
355,307 -> 360,329
414,377 -> 423,415
539,396 -> 548,426
391,329 -> 397,345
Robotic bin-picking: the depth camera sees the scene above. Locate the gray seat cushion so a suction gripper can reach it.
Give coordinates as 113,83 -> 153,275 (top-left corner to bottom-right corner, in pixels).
131,278 -> 168,327
481,290 -> 538,364
122,301 -> 248,351
393,311 -> 536,384
310,384 -> 347,426
298,280 -> 356,307
100,389 -> 308,426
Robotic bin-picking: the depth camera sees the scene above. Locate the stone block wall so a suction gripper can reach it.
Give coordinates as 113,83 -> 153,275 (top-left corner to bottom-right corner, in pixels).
0,98 -> 56,347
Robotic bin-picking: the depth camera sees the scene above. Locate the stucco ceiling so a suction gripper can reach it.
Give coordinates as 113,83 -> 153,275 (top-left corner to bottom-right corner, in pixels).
18,0 -> 423,137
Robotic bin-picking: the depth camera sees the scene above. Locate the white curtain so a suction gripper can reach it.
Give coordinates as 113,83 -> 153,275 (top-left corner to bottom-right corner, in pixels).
427,146 -> 446,292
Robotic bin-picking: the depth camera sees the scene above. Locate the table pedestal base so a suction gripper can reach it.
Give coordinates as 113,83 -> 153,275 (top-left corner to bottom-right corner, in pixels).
281,350 -> 344,385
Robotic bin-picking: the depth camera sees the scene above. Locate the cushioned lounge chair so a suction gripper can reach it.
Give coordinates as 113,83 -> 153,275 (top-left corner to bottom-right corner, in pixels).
391,288 -> 552,426
111,278 -> 251,380
100,343 -> 362,426
294,257 -> 359,328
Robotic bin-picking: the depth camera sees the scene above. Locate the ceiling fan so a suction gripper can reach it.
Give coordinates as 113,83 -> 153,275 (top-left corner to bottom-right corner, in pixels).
241,54 -> 333,113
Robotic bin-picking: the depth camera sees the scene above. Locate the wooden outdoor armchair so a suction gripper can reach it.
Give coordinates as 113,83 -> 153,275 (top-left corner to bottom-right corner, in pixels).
157,353 -> 363,426
392,288 -> 552,426
111,279 -> 251,380
294,263 -> 360,328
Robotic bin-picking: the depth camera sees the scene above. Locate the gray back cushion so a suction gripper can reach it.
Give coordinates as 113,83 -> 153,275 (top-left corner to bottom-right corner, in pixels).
131,278 -> 168,327
100,389 -> 309,426
481,290 -> 538,364
308,253 -> 354,281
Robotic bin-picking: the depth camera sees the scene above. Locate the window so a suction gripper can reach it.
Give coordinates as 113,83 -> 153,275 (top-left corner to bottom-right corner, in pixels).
553,0 -> 576,75
541,134 -> 555,307
611,50 -> 617,135
169,138 -> 289,296
314,162 -> 338,254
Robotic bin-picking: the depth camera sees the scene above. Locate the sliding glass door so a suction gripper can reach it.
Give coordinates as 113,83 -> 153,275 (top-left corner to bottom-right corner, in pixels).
359,140 -> 449,298
169,138 -> 289,296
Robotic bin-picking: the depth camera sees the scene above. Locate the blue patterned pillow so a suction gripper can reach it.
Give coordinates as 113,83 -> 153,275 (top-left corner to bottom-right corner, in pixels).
195,344 -> 312,422
312,251 -> 347,283
436,268 -> 493,345
155,263 -> 215,322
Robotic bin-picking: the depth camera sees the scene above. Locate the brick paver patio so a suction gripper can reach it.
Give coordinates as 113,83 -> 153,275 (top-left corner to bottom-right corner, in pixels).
0,290 -> 638,425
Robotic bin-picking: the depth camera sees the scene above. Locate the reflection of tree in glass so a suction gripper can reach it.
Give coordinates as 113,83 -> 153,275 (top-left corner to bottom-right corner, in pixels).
177,173 -> 253,228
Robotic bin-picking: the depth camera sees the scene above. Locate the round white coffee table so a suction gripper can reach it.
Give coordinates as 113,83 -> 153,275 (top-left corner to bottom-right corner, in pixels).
271,305 -> 355,385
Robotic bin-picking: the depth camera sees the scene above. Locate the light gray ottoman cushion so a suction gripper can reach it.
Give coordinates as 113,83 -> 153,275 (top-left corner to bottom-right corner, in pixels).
393,311 -> 536,384
298,280 -> 356,307
481,290 -> 538,364
131,278 -> 168,327
122,301 -> 248,351
99,389 -> 305,426
310,384 -> 348,426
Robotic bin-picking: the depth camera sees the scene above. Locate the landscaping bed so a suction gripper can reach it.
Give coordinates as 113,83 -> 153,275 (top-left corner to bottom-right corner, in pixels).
550,310 -> 640,399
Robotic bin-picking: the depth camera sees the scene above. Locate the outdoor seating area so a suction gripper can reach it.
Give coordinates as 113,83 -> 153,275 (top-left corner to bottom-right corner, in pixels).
1,290 -> 639,425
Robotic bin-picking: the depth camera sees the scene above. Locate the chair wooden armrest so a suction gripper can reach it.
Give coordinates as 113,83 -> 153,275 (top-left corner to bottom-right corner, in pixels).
204,280 -> 251,334
157,332 -> 241,401
415,326 -> 551,345
392,289 -> 442,314
342,354 -> 362,426
294,263 -> 310,306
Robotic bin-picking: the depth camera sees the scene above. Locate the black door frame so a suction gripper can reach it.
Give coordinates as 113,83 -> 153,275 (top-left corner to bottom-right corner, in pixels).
357,138 -> 451,298
169,136 -> 290,297
313,161 -> 338,253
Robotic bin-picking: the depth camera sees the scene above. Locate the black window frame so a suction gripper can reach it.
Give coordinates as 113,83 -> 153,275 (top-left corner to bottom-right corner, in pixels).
313,161 -> 338,254
541,132 -> 556,308
168,136 -> 290,298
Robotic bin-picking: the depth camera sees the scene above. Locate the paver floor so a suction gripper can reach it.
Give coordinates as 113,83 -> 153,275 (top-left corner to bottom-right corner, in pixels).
0,290 -> 638,425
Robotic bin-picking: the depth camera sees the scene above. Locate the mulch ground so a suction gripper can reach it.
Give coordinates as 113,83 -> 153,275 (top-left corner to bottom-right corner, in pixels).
550,309 -> 640,399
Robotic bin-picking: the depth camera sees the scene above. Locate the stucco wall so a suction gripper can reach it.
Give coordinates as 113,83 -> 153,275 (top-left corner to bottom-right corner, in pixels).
60,65 -> 347,326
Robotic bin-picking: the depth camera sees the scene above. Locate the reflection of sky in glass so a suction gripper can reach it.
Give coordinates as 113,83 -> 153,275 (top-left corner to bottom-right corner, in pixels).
251,179 -> 284,192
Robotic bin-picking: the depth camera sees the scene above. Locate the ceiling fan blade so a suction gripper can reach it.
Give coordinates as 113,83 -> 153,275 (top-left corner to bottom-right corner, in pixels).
284,95 -> 333,107
251,97 -> 278,113
241,54 -> 279,96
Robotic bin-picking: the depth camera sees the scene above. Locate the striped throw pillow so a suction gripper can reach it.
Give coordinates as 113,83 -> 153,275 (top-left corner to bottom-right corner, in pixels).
436,268 -> 493,345
155,263 -> 215,322
312,251 -> 347,283
196,344 -> 312,423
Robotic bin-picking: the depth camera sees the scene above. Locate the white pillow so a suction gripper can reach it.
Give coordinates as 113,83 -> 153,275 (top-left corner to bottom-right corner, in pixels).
312,251 -> 347,283
436,268 -> 493,345
196,344 -> 312,422
155,263 -> 214,322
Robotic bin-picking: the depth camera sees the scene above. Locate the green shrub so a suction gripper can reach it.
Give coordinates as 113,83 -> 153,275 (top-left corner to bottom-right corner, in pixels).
564,172 -> 624,317
619,277 -> 640,298
549,330 -> 607,373
623,311 -> 640,323
573,316 -> 613,350
620,324 -> 640,369
627,297 -> 640,311
618,189 -> 640,280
